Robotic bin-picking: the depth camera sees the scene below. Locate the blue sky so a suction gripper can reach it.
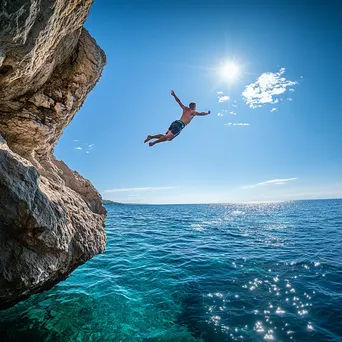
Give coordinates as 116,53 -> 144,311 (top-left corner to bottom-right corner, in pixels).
55,0 -> 342,204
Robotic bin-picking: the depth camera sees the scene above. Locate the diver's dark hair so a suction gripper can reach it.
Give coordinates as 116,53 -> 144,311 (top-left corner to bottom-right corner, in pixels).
189,102 -> 196,109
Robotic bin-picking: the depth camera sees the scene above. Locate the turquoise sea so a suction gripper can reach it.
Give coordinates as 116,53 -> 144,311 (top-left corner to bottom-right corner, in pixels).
1,199 -> 341,341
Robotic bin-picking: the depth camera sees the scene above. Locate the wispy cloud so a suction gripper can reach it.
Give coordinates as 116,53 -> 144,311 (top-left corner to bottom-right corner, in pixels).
224,123 -> 250,126
218,95 -> 230,103
86,143 -> 95,154
217,112 -> 224,117
217,91 -> 224,94
270,108 -> 278,112
103,186 -> 180,193
74,141 -> 95,154
229,111 -> 237,115
242,177 -> 297,189
242,68 -> 297,108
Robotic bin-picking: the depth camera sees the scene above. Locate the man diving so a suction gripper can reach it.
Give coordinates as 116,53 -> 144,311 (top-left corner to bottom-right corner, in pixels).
144,90 -> 211,147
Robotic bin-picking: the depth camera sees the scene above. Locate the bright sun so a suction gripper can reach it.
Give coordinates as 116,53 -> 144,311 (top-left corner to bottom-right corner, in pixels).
221,62 -> 240,80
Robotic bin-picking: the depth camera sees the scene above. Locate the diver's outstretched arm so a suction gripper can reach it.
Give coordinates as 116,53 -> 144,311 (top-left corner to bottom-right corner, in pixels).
195,110 -> 211,116
171,90 -> 186,109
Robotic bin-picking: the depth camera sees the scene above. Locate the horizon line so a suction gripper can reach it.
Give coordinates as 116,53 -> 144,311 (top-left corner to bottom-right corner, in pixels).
102,197 -> 342,206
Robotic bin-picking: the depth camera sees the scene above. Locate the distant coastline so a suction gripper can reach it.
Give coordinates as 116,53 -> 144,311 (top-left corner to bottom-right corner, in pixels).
102,200 -> 124,205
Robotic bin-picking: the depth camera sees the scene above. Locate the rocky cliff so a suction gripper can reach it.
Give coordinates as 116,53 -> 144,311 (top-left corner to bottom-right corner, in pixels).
0,0 -> 107,309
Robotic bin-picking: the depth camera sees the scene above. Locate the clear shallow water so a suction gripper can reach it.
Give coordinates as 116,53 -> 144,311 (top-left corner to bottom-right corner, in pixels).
1,200 -> 342,342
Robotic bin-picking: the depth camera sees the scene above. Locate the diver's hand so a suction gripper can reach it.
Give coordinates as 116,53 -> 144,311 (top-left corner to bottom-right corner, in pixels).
171,90 -> 175,97
208,110 -> 211,114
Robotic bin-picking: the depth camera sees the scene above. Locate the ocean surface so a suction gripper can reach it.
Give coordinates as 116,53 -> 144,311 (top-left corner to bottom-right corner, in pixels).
1,199 -> 342,342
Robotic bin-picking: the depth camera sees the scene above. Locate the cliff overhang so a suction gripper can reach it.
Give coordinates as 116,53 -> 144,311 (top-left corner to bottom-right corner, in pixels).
0,0 -> 107,309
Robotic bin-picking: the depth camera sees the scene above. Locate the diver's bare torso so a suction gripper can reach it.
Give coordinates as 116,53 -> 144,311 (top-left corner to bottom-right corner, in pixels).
179,107 -> 196,125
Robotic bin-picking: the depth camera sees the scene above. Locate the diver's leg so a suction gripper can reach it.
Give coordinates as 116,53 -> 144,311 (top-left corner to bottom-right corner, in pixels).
144,134 -> 163,143
149,135 -> 167,146
149,131 -> 174,147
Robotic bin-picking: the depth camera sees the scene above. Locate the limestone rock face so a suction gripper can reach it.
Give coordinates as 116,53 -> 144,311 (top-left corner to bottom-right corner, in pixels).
0,1 -> 107,309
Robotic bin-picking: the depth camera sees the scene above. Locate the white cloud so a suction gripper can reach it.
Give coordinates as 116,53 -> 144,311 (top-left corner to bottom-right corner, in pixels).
287,97 -> 293,101
242,177 -> 297,189
84,143 -> 95,154
242,68 -> 297,108
103,186 -> 179,193
224,123 -> 250,126
217,112 -> 224,117
217,91 -> 224,94
289,88 -> 295,92
270,108 -> 278,112
232,104 -> 238,108
229,111 -> 237,115
73,142 -> 94,153
218,95 -> 230,103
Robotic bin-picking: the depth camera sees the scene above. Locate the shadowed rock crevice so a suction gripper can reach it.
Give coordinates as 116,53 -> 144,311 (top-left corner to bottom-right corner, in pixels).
0,0 -> 107,309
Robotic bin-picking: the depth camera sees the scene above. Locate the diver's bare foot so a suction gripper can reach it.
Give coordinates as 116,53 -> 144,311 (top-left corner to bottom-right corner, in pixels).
144,135 -> 152,143
149,142 -> 155,147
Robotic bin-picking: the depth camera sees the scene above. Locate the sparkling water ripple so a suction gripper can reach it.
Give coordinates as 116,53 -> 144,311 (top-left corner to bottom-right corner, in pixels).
1,199 -> 342,341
